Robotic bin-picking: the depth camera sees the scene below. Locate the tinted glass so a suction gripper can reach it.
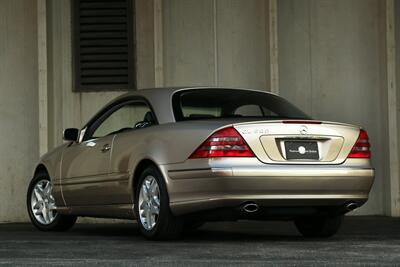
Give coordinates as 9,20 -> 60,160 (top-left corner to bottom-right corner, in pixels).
92,102 -> 153,138
172,89 -> 310,121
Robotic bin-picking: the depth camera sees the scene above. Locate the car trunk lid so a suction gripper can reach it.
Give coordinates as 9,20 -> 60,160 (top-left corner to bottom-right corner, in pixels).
233,120 -> 361,165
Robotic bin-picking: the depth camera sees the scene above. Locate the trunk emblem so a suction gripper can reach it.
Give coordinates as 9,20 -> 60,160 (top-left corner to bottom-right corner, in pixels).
299,125 -> 308,135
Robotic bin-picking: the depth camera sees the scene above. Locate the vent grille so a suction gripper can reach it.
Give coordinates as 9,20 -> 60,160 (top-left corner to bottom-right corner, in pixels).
73,0 -> 135,91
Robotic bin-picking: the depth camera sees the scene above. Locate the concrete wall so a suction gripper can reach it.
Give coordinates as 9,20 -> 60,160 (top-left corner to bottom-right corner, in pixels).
0,0 -> 397,222
47,0 -> 155,149
39,0 -> 397,216
278,0 -> 387,215
163,0 -> 270,89
44,0 -> 155,224
396,0 -> 400,183
47,0 -> 271,146
395,0 -> 400,216
0,0 -> 39,222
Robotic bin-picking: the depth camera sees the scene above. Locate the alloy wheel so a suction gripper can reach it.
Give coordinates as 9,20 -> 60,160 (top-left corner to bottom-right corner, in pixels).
30,179 -> 57,225
138,175 -> 160,230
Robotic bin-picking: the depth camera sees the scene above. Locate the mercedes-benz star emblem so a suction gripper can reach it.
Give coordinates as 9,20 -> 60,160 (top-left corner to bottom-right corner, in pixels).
299,125 -> 308,135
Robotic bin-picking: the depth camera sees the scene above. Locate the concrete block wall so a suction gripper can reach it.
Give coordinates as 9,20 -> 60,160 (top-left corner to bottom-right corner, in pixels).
278,0 -> 388,215
0,0 -> 39,222
0,0 -> 398,222
46,0 -> 155,149
163,0 -> 270,89
396,0 -> 400,187
163,0 -> 394,215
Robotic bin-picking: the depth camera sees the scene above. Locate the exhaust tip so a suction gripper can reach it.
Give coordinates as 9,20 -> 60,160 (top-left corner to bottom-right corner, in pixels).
345,202 -> 359,211
242,202 -> 259,213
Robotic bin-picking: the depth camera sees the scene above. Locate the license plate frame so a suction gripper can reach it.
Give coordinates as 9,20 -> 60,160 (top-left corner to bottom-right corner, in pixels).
284,141 -> 319,160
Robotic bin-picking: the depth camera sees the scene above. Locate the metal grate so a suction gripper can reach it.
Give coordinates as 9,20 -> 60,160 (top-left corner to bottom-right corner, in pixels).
73,0 -> 135,91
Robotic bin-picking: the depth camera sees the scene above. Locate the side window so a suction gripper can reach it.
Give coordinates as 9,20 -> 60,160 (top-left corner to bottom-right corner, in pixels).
182,106 -> 221,119
91,102 -> 154,139
261,106 -> 279,117
234,105 -> 263,116
234,104 -> 280,117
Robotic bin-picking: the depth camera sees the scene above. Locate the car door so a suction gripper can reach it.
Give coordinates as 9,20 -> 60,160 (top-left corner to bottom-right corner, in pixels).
61,134 -> 115,206
61,99 -> 151,206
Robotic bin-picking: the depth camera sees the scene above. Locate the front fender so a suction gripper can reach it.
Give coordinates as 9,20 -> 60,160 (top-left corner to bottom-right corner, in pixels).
31,143 -> 68,207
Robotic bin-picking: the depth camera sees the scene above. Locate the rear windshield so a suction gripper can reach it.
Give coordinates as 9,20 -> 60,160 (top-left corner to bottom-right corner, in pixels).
172,89 -> 310,121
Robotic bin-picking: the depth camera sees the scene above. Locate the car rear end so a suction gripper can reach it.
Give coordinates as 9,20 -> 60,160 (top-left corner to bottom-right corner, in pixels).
162,88 -> 374,222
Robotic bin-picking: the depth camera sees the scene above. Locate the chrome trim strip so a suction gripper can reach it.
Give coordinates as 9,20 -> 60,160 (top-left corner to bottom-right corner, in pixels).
168,168 -> 232,180
171,194 -> 369,204
61,174 -> 128,186
169,168 -> 212,173
168,166 -> 374,180
232,168 -> 374,177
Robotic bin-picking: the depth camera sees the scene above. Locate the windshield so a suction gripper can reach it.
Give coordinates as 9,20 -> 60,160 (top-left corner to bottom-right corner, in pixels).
172,89 -> 310,122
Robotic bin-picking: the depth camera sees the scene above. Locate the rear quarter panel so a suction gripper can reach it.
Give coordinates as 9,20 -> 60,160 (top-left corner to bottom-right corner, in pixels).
110,121 -> 233,183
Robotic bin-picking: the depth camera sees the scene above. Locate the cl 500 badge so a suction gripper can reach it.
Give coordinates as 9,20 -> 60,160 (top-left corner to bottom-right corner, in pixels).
241,128 -> 269,135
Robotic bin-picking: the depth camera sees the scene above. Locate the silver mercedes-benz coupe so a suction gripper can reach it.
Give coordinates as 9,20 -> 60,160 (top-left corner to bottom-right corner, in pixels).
27,87 -> 374,239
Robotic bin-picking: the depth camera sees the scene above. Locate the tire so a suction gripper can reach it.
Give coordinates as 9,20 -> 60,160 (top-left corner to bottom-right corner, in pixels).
27,171 -> 77,231
294,215 -> 343,238
134,166 -> 184,240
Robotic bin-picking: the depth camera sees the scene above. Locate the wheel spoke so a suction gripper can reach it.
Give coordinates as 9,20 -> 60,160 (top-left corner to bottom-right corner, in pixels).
46,184 -> 53,198
43,182 -> 50,196
38,183 -> 46,194
154,185 -> 159,198
42,207 -> 49,224
149,179 -> 156,193
33,188 -> 43,202
150,195 -> 160,209
145,208 -> 152,227
140,200 -> 147,210
152,195 -> 160,206
149,203 -> 159,215
146,179 -> 152,191
141,184 -> 149,202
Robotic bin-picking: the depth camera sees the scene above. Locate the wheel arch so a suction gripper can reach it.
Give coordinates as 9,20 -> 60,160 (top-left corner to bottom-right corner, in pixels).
32,161 -> 59,185
131,158 -> 164,200
33,163 -> 49,177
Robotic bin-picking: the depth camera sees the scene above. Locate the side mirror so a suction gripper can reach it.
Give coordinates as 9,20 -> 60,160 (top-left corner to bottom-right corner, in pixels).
63,128 -> 79,142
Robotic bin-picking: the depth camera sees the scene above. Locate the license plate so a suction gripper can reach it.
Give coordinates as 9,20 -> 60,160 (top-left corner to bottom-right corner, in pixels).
285,141 -> 319,160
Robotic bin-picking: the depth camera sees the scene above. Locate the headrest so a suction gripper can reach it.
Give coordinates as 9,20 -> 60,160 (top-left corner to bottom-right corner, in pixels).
144,111 -> 155,124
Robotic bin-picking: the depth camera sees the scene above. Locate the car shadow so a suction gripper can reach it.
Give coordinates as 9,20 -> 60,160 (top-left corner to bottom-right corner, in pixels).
61,217 -> 400,242
2,217 -> 399,243
64,221 -> 344,243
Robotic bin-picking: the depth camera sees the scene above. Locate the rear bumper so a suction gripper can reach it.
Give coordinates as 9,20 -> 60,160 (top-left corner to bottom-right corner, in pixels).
162,159 -> 374,216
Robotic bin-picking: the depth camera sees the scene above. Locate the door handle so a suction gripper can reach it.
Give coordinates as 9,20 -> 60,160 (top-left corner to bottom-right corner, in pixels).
101,144 -> 111,153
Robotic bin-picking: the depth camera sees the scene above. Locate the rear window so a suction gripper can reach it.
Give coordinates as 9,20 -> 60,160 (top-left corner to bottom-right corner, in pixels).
172,89 -> 310,121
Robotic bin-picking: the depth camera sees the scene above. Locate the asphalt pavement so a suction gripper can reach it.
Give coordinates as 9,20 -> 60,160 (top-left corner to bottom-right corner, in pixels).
0,216 -> 399,266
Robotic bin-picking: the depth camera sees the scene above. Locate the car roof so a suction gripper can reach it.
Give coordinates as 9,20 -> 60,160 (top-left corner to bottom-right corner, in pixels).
119,86 -> 276,99
99,87 -> 276,124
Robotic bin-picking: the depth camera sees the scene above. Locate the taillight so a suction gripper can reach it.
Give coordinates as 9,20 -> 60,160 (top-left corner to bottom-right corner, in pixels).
189,127 -> 255,158
347,129 -> 371,158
